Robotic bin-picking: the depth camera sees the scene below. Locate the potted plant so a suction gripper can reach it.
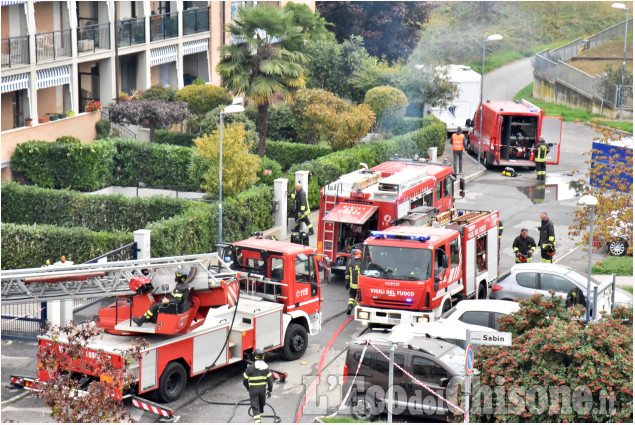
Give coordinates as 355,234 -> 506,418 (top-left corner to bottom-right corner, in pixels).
66,110 -> 75,118
38,115 -> 49,124
118,91 -> 130,101
49,113 -> 58,121
25,117 -> 32,126
86,100 -> 102,112
57,113 -> 65,120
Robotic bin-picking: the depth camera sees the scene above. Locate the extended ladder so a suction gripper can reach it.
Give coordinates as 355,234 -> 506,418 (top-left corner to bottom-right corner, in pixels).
0,254 -> 236,304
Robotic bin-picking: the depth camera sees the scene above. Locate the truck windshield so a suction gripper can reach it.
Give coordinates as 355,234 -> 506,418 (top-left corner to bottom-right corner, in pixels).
362,245 -> 432,281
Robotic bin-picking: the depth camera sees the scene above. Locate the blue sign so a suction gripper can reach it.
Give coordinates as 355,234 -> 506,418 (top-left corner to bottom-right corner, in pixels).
465,344 -> 474,376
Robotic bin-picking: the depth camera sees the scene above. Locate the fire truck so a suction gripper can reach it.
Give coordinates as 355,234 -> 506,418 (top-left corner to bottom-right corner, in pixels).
317,157 -> 464,273
465,99 -> 562,169
353,209 -> 499,327
1,239 -> 322,419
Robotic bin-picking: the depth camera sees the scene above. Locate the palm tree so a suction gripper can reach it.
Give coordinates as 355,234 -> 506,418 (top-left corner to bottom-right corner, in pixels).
217,4 -> 309,157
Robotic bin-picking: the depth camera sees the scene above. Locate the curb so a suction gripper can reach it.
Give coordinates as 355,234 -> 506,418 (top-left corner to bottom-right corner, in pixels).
463,153 -> 487,183
582,121 -> 632,136
0,390 -> 29,408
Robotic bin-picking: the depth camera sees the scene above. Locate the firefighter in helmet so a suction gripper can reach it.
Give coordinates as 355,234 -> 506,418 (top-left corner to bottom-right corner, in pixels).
290,183 -> 314,235
538,212 -> 556,263
534,136 -> 550,180
243,348 -> 273,424
133,269 -> 190,326
345,249 -> 362,315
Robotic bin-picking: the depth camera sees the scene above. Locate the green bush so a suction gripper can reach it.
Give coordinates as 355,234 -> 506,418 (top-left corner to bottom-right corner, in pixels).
199,106 -> 258,152
265,141 -> 332,170
175,84 -> 232,116
56,136 -> 81,144
138,85 -> 176,102
95,119 -> 111,139
155,130 -> 197,147
364,86 -> 408,131
394,117 -> 425,135
11,140 -> 116,191
1,223 -> 133,269
193,78 -> 206,85
265,102 -> 297,142
257,157 -> 282,186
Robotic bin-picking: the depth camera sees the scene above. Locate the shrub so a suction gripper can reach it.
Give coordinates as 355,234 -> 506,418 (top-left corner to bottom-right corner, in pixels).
393,117 -> 424,135
138,84 -> 176,102
108,100 -> 189,143
55,135 -> 81,144
193,78 -> 206,85
11,140 -> 116,191
364,86 -> 408,131
199,106 -> 258,151
95,119 -> 111,139
258,156 -> 282,186
266,102 -> 297,142
155,130 -> 197,147
175,84 -> 232,116
265,140 -> 332,170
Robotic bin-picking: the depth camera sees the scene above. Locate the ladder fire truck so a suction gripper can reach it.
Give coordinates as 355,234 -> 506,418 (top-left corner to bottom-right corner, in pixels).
1,239 -> 323,420
353,209 -> 500,327
317,157 -> 464,273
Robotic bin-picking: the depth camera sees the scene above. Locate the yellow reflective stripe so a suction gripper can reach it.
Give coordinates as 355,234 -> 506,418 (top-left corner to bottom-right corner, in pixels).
171,293 -> 183,298
513,247 -> 519,252
266,372 -> 272,378
548,237 -> 555,242
248,382 -> 267,386
248,376 -> 269,381
243,373 -> 249,379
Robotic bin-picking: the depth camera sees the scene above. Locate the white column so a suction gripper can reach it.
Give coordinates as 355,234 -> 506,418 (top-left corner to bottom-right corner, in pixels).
25,1 -> 38,125
274,178 -> 289,240
46,299 -> 74,327
294,170 -> 310,232
134,229 -> 152,260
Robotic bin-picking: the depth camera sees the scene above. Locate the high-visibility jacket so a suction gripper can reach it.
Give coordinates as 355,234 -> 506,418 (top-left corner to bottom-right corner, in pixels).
452,133 -> 465,151
291,189 -> 310,218
534,141 -> 549,162
243,360 -> 273,395
539,219 -> 556,249
513,235 -> 537,256
345,257 -> 362,290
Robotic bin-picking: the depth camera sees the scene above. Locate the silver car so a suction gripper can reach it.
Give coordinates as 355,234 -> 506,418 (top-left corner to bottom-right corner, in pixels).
491,263 -> 632,313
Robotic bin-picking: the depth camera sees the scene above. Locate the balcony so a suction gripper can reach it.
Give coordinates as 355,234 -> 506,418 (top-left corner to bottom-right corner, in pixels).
1,35 -> 29,68
117,17 -> 146,47
77,23 -> 111,53
183,7 -> 209,36
36,29 -> 72,63
150,12 -> 178,42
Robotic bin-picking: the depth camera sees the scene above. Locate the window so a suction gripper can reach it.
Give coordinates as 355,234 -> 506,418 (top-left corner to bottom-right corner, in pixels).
459,311 -> 490,328
493,313 -> 507,331
270,257 -> 284,281
449,238 -> 460,267
444,177 -> 453,198
412,356 -> 449,385
424,191 -> 434,207
435,181 -> 443,202
435,248 -> 447,276
516,272 -> 537,289
353,350 -> 375,369
295,256 -> 316,285
539,273 -> 577,294
375,353 -> 404,377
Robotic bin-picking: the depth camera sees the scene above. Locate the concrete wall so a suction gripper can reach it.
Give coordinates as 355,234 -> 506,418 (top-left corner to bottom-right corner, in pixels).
533,74 -> 632,120
1,111 -> 102,182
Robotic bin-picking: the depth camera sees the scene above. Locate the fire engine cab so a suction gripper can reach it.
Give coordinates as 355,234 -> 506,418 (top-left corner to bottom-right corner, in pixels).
318,157 -> 463,272
465,99 -> 562,169
354,209 -> 499,327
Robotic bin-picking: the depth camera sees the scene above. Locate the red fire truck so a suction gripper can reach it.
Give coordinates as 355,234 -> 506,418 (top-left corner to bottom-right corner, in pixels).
317,158 -> 463,272
465,99 -> 562,168
2,239 -> 323,417
353,209 -> 500,327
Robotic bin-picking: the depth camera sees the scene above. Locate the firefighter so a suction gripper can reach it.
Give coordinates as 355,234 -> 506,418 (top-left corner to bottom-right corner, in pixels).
243,348 -> 273,424
345,249 -> 362,315
452,127 -> 465,174
537,212 -> 556,263
498,219 -> 504,263
534,136 -> 549,180
290,183 -> 313,235
513,228 -> 536,263
133,269 -> 190,326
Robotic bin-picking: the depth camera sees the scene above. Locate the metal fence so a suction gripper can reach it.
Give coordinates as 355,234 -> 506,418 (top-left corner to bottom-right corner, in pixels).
150,12 -> 179,41
183,7 -> 210,35
102,108 -> 137,139
117,17 -> 146,47
35,29 -> 72,62
1,35 -> 29,68
77,23 -> 111,53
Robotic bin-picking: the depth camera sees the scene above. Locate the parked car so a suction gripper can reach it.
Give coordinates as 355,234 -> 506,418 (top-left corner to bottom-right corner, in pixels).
342,331 -> 465,421
491,263 -> 632,313
390,320 -> 496,350
439,299 -> 520,331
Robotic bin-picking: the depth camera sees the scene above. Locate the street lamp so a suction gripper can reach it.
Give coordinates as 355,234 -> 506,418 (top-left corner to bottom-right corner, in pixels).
478,34 -> 502,166
218,97 -> 245,247
578,194 -> 598,323
612,3 -> 629,121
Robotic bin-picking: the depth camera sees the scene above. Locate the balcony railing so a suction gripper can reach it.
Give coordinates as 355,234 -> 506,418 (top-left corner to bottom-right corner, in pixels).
117,17 -> 146,47
36,29 -> 72,62
77,23 -> 111,53
1,35 -> 29,68
150,12 -> 178,42
183,7 -> 209,35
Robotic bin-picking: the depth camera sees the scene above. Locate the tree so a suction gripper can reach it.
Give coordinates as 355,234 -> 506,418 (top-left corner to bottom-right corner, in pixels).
217,4 -> 310,157
568,128 -> 633,255
109,100 -> 189,143
316,2 -> 432,62
190,122 -> 261,197
364,86 -> 409,132
36,321 -> 147,423
199,105 -> 258,150
463,294 -> 633,422
402,63 -> 459,110
598,64 -> 633,105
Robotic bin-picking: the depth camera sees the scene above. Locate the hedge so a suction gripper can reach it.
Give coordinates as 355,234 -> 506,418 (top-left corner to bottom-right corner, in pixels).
155,130 -> 197,147
265,141 -> 332,170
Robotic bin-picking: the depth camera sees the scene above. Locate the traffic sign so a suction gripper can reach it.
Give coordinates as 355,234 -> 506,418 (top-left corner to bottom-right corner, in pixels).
469,331 -> 512,346
465,344 -> 474,376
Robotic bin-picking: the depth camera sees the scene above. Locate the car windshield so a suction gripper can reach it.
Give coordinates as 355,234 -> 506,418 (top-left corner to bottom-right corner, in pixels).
439,345 -> 466,377
566,269 -> 600,286
362,245 -> 432,281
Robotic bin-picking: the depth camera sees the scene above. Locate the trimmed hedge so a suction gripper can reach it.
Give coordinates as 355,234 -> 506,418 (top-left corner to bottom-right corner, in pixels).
265,141 -> 332,170
155,130 -> 197,147
11,140 -> 116,191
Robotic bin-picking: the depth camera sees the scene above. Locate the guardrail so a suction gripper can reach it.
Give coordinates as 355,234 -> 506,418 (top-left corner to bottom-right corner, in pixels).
35,29 -> 72,62
150,12 -> 179,41
77,22 -> 111,53
117,17 -> 146,47
183,7 -> 210,35
1,35 -> 29,68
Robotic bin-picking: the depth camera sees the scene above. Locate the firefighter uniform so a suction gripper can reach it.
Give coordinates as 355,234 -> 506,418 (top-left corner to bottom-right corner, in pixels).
534,138 -> 549,180
513,233 -> 537,263
538,216 -> 556,263
452,127 -> 465,174
291,185 -> 313,235
133,270 -> 189,326
345,251 -> 362,315
243,349 -> 273,424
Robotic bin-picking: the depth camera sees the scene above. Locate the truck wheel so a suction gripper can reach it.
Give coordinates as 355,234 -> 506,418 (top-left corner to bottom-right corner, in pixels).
157,362 -> 187,403
281,323 -> 308,361
442,298 -> 452,314
483,153 -> 493,170
608,239 -> 627,256
478,283 -> 487,300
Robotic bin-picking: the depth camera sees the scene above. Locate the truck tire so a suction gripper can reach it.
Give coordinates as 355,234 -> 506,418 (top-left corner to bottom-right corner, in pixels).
478,283 -> 487,300
483,153 -> 494,170
441,298 -> 452,314
281,323 -> 308,361
157,361 -> 187,403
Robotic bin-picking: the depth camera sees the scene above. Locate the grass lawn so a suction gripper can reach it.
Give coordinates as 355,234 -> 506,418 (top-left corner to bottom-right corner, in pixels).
592,255 -> 634,276
623,287 -> 633,294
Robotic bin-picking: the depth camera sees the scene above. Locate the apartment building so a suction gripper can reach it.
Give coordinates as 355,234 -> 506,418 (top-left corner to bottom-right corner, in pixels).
1,0 -> 313,181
